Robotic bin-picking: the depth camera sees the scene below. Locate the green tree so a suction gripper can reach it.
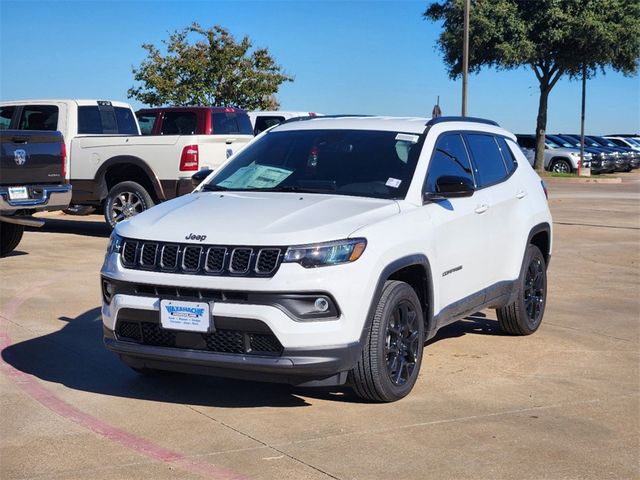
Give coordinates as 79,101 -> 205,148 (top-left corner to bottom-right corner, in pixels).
424,0 -> 640,171
128,23 -> 293,109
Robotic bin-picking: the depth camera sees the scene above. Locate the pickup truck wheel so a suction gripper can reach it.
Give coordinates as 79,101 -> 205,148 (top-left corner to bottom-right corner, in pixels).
0,222 -> 24,257
104,181 -> 154,228
350,280 -> 424,402
497,245 -> 547,335
550,159 -> 572,173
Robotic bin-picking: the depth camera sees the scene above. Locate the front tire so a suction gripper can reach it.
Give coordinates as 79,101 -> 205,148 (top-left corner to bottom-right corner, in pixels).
350,280 -> 425,402
551,159 -> 572,174
104,181 -> 154,229
497,245 -> 547,335
0,222 -> 24,257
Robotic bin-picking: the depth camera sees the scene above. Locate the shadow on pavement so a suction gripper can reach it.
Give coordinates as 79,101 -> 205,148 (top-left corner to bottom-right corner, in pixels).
26,216 -> 111,239
2,307 -> 504,408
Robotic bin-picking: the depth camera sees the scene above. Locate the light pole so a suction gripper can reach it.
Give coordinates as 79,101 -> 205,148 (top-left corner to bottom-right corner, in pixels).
461,0 -> 470,116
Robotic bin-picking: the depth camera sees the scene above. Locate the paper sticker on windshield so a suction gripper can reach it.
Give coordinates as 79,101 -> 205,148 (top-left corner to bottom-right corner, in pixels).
386,178 -> 402,188
218,164 -> 293,189
395,133 -> 420,143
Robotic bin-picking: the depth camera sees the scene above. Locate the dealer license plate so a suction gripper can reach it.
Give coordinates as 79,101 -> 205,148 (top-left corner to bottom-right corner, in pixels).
8,186 -> 28,200
160,300 -> 211,333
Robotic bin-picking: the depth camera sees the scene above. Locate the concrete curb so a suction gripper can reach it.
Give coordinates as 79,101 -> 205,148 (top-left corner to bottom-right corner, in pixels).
542,176 -> 622,184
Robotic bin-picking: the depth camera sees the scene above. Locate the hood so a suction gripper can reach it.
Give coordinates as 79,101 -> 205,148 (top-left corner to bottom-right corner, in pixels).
116,191 -> 400,245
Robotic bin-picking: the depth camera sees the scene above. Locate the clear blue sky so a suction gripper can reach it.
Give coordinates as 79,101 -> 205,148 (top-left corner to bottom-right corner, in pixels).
1,0 -> 638,134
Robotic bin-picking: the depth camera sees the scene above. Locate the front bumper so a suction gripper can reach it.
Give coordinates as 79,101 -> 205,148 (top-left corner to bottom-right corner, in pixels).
104,326 -> 359,386
0,184 -> 71,214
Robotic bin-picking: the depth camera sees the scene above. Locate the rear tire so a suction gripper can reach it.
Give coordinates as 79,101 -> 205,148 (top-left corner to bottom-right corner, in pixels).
497,245 -> 547,335
0,222 -> 24,257
104,181 -> 154,229
350,280 -> 424,402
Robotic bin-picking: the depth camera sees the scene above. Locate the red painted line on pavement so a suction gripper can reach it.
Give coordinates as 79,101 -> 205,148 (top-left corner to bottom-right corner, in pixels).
0,286 -> 250,480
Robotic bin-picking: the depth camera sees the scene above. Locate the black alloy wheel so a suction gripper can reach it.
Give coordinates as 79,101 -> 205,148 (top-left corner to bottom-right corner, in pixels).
523,256 -> 545,329
497,244 -> 547,335
350,280 -> 425,402
385,300 -> 421,386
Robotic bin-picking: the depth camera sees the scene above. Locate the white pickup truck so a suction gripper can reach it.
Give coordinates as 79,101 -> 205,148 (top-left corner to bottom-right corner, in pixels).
0,100 -> 254,227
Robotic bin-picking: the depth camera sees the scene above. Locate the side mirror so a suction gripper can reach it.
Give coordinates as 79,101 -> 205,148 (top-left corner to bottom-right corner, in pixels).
423,175 -> 474,202
191,169 -> 213,189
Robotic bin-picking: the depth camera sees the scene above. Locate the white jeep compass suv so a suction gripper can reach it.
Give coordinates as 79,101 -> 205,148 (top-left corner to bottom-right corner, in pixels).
101,116 -> 552,402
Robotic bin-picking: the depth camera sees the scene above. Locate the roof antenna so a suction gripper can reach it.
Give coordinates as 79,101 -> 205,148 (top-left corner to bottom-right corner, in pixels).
432,95 -> 442,118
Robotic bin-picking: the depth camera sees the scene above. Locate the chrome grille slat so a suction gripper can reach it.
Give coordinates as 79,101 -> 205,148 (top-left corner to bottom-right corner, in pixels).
119,240 -> 282,277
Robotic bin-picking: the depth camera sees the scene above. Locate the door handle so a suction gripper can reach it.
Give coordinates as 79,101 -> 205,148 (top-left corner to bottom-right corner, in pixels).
516,190 -> 527,199
474,204 -> 489,214
225,138 -> 237,144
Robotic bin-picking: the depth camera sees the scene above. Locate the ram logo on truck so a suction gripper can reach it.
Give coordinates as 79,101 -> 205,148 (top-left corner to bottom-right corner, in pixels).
14,149 -> 27,166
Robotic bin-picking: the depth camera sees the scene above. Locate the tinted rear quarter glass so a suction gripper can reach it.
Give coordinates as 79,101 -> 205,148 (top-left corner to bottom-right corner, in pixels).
115,107 -> 138,134
18,105 -> 59,131
496,136 -> 517,174
465,133 -> 508,187
424,133 -> 474,192
0,106 -> 15,130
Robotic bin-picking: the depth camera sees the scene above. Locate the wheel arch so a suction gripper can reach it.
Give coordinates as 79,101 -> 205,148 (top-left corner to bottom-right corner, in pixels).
360,255 -> 435,345
527,222 -> 551,267
94,156 -> 165,203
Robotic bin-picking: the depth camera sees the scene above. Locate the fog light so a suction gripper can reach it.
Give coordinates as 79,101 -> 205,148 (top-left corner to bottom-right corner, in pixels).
314,297 -> 329,312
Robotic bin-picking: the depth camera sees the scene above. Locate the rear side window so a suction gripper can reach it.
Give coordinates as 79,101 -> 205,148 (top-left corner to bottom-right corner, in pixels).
213,112 -> 253,135
464,134 -> 508,188
254,116 -> 285,135
517,136 -> 535,149
496,137 -> 517,175
161,112 -> 197,135
136,113 -> 158,135
78,105 -> 137,134
18,105 -> 59,131
0,106 -> 15,130
424,133 -> 474,192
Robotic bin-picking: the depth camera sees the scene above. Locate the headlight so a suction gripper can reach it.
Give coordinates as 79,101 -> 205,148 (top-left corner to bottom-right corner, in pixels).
284,238 -> 367,268
569,152 -> 580,158
106,232 -> 123,255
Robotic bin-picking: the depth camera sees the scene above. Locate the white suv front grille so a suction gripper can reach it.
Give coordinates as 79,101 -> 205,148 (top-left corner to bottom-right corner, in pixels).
120,239 -> 283,277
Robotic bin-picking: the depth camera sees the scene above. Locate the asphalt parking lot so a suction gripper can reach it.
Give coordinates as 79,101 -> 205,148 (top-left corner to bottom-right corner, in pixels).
1,174 -> 638,480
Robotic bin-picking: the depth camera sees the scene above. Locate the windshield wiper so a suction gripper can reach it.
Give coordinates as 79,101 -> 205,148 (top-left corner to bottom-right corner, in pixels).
265,185 -> 337,194
201,184 -> 230,191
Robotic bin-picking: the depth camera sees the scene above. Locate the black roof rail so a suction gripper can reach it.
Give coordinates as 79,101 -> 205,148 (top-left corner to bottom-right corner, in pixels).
279,114 -> 374,126
426,116 -> 499,127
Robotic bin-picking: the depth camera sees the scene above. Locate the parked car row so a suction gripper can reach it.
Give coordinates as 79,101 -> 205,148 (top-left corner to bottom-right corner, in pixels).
516,133 -> 640,174
0,100 -> 317,229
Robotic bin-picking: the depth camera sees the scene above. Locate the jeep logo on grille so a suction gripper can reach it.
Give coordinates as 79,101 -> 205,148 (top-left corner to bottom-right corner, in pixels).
14,149 -> 27,166
185,233 -> 207,242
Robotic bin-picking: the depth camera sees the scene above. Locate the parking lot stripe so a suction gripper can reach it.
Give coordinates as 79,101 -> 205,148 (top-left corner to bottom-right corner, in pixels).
0,287 -> 249,480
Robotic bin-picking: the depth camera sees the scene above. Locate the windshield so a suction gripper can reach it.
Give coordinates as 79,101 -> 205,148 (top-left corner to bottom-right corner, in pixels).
202,129 -> 424,199
545,138 -> 561,148
591,136 -> 617,148
548,135 -> 575,148
628,138 -> 640,146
